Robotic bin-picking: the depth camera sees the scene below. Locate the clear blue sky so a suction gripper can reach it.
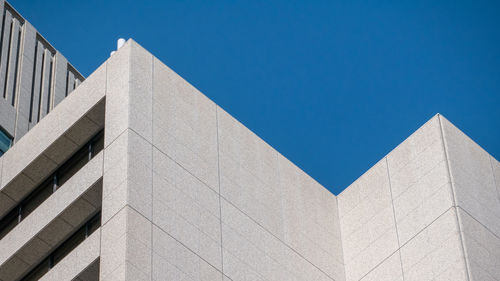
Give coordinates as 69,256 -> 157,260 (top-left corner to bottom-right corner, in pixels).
12,0 -> 499,195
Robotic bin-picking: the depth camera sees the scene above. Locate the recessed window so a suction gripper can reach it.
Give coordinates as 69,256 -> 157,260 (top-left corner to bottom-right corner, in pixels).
0,130 -> 104,240
0,128 -> 13,156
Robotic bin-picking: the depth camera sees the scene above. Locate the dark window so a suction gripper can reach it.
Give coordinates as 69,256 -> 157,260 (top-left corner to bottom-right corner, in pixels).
0,209 -> 17,238
0,130 -> 104,239
21,259 -> 49,281
0,128 -> 12,156
52,225 -> 86,265
56,147 -> 89,187
21,212 -> 101,281
21,179 -> 54,218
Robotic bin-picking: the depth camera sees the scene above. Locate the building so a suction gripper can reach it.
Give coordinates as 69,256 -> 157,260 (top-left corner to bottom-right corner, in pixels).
0,1 -> 499,280
0,0 -> 84,156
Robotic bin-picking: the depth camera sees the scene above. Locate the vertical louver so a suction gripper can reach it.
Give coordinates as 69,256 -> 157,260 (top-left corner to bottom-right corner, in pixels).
0,3 -> 23,107
0,1 -> 84,143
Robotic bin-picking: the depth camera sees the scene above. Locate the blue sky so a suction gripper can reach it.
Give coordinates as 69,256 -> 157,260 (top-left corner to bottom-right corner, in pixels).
12,0 -> 500,195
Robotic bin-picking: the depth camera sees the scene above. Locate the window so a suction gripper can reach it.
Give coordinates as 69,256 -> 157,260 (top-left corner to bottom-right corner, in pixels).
0,130 -> 104,239
0,128 -> 13,156
20,212 -> 101,281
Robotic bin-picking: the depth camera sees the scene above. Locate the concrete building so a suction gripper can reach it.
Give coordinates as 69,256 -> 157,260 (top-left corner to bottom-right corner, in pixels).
0,0 -> 83,153
0,1 -> 499,281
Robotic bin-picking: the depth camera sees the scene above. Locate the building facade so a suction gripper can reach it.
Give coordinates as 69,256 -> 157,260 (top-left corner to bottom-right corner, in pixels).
0,0 -> 83,155
0,2 -> 499,281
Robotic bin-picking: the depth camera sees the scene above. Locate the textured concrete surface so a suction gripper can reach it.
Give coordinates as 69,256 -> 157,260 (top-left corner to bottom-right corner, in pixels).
98,40 -> 500,281
0,32 -> 499,281
0,154 -> 102,280
96,39 -> 346,281
338,114 -> 500,281
39,230 -> 101,281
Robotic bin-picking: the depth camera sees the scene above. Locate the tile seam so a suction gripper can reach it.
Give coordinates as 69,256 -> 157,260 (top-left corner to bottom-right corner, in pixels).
153,118 -> 214,166
355,248 -> 400,281
449,159 -> 496,190
15,237 -> 50,265
101,211 -> 150,279
275,151 -> 289,276
452,181 -> 500,220
152,140 -> 219,195
153,247 -> 224,281
466,260 -> 500,281
220,208 -> 333,281
403,227 -> 468,277
437,114 -> 471,281
344,208 -> 398,262
14,152 -> 59,184
220,248 -> 269,281
150,54 -> 153,281
388,137 -> 443,176
488,155 -> 500,212
385,156 -> 405,281
457,205 -> 500,240
103,124 -> 129,150
100,203 -> 128,229
215,105 -> 224,279
343,153 -> 446,221
101,174 -> 128,203
220,123 -> 332,197
220,142 -> 284,192
335,195 -> 347,281
218,195 -> 336,281
390,158 -> 447,201
394,180 -> 451,231
150,213 -> 222,275
0,190 -> 15,203
355,204 -> 456,281
152,169 -> 219,218
153,193 -> 220,243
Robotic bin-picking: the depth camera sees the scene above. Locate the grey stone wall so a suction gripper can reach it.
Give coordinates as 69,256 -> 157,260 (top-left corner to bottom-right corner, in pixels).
441,116 -> 500,280
98,40 -> 500,281
338,114 -> 500,281
99,40 -> 345,281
